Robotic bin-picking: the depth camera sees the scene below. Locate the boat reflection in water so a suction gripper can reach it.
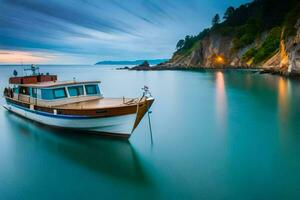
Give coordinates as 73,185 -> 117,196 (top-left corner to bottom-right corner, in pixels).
4,111 -> 152,185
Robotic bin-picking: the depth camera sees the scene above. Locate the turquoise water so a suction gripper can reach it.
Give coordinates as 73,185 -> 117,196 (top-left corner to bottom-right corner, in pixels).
1,65 -> 300,199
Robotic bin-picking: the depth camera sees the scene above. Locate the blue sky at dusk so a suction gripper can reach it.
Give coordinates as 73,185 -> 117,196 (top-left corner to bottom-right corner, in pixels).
0,0 -> 250,64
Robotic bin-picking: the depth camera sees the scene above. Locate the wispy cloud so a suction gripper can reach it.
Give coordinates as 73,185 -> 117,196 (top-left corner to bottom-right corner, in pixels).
0,50 -> 54,64
0,0 -> 250,64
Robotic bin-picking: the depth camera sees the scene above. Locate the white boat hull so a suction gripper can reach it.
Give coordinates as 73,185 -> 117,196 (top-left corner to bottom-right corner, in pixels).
3,104 -> 137,137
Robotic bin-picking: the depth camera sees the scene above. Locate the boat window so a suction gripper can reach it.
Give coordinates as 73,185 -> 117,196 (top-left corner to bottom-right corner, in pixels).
13,87 -> 19,94
31,88 -> 37,98
53,88 -> 67,99
19,86 -> 30,95
85,84 -> 100,95
68,85 -> 84,97
41,89 -> 54,100
37,89 -> 42,99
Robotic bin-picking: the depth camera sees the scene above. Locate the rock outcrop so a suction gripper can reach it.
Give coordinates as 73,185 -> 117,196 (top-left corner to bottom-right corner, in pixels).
286,19 -> 300,75
130,61 -> 151,70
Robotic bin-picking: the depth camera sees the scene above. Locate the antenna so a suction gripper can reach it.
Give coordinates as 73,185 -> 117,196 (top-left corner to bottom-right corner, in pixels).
24,64 -> 40,76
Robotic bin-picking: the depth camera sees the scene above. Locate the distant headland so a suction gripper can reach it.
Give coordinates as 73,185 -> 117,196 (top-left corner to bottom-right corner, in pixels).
95,59 -> 168,65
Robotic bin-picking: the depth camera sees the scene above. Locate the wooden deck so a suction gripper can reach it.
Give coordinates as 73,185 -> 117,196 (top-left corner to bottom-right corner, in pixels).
55,97 -> 140,109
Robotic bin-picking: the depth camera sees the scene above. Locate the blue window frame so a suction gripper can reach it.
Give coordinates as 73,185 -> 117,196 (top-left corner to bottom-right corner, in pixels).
68,85 -> 84,97
31,88 -> 37,98
13,87 -> 19,94
85,84 -> 100,95
41,89 -> 54,100
53,88 -> 67,99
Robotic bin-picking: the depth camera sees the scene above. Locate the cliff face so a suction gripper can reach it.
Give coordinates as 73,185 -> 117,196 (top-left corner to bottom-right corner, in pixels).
160,0 -> 300,76
161,21 -> 300,76
164,33 -> 256,68
286,20 -> 300,74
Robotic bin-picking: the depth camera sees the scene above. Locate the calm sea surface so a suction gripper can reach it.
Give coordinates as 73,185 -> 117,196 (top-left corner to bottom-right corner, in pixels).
1,65 -> 300,199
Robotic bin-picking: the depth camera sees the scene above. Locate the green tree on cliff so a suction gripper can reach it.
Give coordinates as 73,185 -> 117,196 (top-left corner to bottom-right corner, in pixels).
223,6 -> 235,20
184,35 -> 196,50
212,14 -> 220,26
176,39 -> 185,50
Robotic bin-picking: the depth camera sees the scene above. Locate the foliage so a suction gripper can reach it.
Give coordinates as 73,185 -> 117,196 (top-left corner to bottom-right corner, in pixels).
242,26 -> 282,64
223,7 -> 235,20
212,14 -> 220,26
175,29 -> 210,54
253,27 -> 281,64
218,0 -> 297,49
212,26 -> 235,36
174,0 -> 300,59
283,2 -> 300,39
176,39 -> 185,50
232,18 -> 262,50
242,48 -> 257,61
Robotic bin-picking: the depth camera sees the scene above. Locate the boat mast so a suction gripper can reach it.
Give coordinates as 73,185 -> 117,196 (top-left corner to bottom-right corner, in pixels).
24,64 -> 40,76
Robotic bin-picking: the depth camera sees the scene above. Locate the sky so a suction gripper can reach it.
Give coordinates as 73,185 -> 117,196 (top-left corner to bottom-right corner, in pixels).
0,0 -> 250,64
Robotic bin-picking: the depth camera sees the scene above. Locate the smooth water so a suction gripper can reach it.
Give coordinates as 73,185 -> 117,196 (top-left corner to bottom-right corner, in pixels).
1,65 -> 300,199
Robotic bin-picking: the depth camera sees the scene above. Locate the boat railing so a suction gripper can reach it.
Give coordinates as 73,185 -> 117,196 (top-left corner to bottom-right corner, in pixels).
3,87 -> 13,98
18,94 -> 30,103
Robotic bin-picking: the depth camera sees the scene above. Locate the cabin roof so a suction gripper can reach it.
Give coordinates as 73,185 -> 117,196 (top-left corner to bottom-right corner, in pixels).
18,80 -> 101,88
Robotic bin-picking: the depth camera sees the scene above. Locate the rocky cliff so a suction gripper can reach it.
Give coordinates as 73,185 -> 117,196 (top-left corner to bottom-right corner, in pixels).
285,20 -> 300,75
159,0 -> 300,76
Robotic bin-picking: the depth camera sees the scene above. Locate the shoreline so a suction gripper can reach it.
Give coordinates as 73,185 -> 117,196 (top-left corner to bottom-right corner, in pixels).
117,65 -> 300,78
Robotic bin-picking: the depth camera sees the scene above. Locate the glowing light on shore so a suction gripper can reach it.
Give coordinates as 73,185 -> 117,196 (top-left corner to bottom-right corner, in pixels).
212,54 -> 225,65
0,50 -> 53,64
216,56 -> 224,64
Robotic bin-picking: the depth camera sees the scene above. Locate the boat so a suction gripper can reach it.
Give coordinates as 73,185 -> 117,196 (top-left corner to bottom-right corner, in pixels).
2,65 -> 154,139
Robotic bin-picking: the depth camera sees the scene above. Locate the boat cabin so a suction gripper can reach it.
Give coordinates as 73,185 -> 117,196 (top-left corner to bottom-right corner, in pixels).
8,80 -> 102,107
5,67 -> 102,107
